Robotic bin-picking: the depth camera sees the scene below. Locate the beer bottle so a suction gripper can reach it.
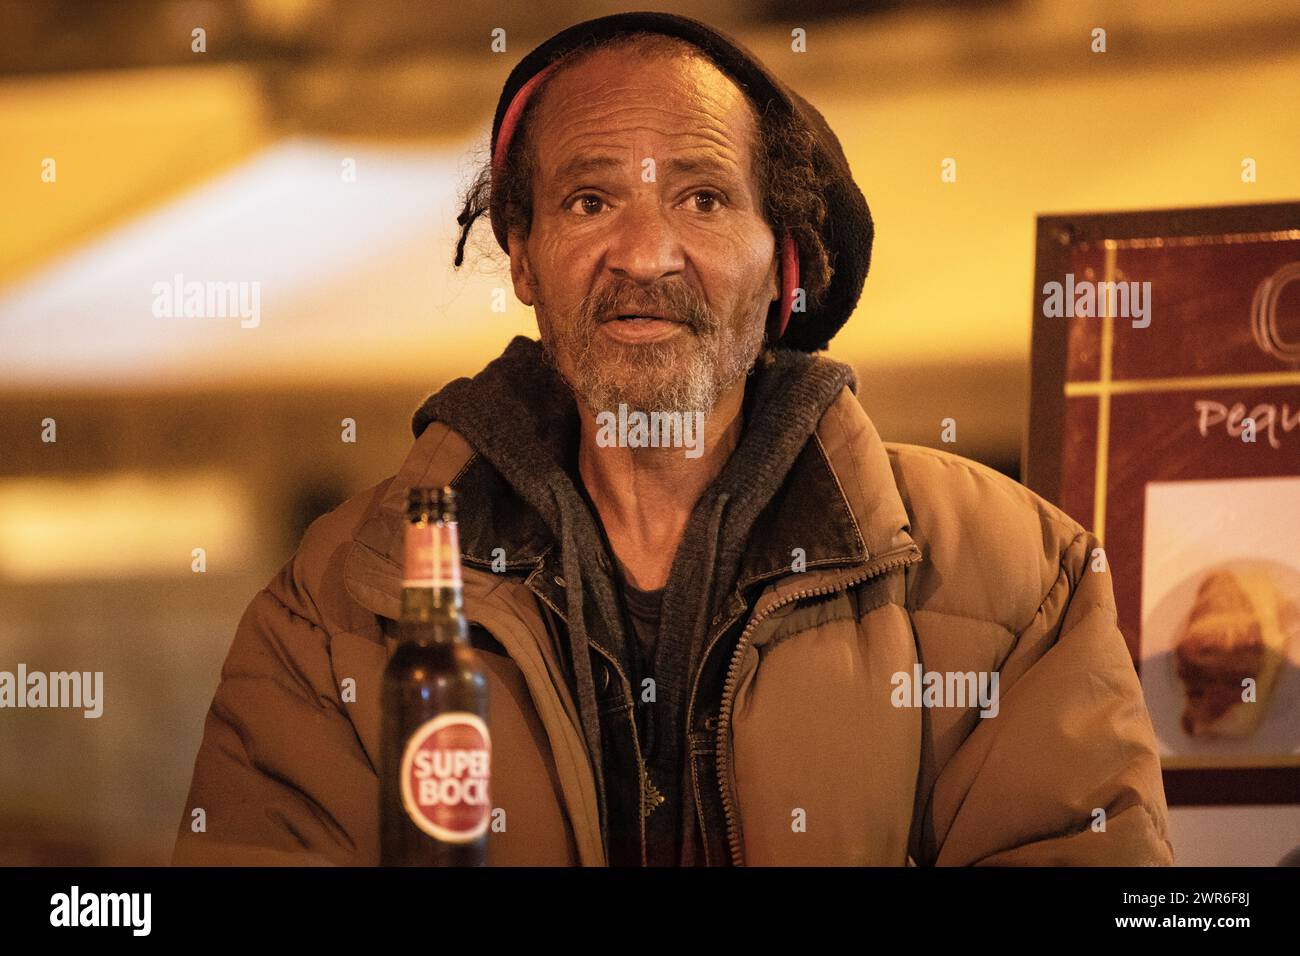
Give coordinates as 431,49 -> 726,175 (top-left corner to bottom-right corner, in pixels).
380,486 -> 490,866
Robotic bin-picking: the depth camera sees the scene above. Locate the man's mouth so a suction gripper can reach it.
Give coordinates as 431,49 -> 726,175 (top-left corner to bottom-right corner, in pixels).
598,312 -> 687,343
603,312 -> 679,323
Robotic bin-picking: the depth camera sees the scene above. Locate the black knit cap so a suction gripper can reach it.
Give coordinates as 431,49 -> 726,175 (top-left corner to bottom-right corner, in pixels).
487,11 -> 873,352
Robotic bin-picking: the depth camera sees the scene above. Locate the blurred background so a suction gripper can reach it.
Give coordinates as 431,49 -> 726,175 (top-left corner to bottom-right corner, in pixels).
1,0 -> 1298,865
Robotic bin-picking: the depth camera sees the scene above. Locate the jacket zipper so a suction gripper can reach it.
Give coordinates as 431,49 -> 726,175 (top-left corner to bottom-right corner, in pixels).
714,546 -> 922,866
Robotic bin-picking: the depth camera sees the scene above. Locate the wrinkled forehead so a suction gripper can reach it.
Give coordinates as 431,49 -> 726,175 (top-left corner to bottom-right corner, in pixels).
525,44 -> 761,184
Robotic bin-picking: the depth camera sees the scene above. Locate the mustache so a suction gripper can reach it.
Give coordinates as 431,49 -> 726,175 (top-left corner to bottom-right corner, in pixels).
579,280 -> 715,332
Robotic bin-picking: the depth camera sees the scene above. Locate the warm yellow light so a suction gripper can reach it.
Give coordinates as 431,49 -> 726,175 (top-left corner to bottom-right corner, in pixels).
0,471 -> 254,581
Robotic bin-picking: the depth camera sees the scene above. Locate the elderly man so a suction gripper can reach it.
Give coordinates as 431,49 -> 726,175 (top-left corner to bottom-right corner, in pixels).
175,12 -> 1173,866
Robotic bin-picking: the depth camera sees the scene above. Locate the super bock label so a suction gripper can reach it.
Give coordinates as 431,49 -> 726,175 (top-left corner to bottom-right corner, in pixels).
399,712 -> 491,842
402,518 -> 461,589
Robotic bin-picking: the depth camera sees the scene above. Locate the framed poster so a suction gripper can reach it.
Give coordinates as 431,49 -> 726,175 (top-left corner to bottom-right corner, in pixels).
1025,201 -> 1300,806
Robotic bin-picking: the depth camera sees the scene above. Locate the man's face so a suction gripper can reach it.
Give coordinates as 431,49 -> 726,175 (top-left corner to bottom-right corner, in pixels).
508,46 -> 779,416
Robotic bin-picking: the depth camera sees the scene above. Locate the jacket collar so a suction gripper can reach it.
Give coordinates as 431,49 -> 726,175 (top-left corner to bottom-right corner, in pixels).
343,384 -> 919,625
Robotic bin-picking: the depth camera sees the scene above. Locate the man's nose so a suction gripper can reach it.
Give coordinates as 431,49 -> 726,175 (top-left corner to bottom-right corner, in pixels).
604,199 -> 685,285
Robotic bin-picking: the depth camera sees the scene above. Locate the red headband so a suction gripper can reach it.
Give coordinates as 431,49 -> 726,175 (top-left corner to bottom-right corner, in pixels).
491,63 -> 800,341
488,60 -> 556,251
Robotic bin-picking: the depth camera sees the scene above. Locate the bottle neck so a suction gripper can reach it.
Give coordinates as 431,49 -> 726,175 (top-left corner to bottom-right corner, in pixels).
400,515 -> 466,632
398,584 -> 463,623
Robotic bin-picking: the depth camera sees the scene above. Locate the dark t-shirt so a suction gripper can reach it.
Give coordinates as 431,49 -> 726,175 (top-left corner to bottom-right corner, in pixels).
616,572 -> 720,865
612,555 -> 663,677
608,562 -> 666,863
620,576 -> 664,680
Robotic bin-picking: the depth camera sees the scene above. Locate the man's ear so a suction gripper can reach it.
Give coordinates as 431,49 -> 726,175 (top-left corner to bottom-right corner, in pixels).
762,242 -> 783,345
507,230 -> 536,307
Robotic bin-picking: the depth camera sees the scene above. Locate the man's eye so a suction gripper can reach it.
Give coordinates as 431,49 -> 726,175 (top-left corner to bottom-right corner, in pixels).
570,194 -> 606,216
686,190 -> 723,212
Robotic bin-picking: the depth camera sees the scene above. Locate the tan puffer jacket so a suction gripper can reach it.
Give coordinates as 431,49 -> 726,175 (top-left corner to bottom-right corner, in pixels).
173,387 -> 1173,866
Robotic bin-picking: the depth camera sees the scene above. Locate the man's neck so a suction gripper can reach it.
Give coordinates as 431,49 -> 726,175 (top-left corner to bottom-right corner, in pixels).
576,381 -> 746,591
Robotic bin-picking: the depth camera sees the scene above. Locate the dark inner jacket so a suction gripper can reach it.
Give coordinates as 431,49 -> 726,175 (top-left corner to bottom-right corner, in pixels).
411,335 -> 856,865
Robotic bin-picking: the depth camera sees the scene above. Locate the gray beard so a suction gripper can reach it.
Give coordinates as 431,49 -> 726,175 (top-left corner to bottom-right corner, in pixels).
540,325 -> 759,416
539,315 -> 765,417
